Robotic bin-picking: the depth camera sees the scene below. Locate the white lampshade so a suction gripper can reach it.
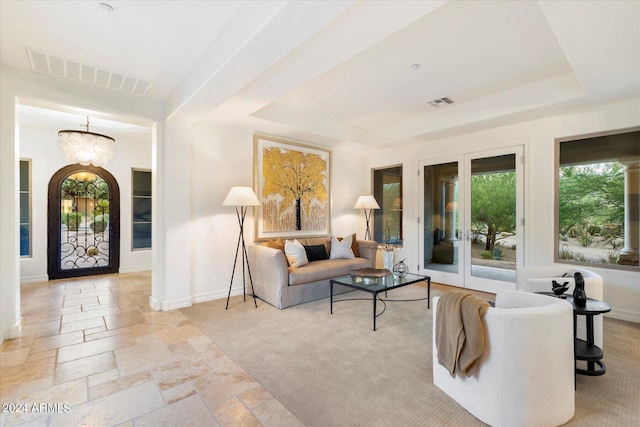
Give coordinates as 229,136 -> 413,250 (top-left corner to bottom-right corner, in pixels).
223,186 -> 261,207
353,195 -> 380,210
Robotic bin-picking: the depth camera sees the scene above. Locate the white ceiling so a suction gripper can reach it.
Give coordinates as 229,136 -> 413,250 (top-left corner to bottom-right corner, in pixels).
1,0 -> 639,147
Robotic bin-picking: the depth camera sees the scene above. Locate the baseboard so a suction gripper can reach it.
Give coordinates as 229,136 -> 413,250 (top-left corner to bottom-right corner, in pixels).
20,274 -> 48,284
605,307 -> 640,324
119,265 -> 152,274
148,295 -> 192,311
1,317 -> 23,344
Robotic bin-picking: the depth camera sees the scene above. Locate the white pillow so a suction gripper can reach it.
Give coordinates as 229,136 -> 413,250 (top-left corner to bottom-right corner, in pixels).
330,235 -> 355,260
285,239 -> 308,268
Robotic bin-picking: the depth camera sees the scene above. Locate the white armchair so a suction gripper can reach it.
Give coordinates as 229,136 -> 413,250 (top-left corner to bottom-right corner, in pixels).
433,290 -> 575,427
516,266 -> 604,348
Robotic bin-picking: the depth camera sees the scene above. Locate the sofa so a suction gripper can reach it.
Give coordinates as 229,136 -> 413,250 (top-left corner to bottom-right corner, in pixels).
433,290 -> 575,427
248,235 -> 378,309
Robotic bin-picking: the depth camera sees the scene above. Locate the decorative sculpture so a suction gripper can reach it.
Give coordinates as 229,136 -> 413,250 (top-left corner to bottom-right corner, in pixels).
551,280 -> 570,297
573,272 -> 587,306
393,259 -> 409,278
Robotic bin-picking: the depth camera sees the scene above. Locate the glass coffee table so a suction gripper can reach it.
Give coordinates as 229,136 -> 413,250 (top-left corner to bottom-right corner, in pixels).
330,272 -> 431,331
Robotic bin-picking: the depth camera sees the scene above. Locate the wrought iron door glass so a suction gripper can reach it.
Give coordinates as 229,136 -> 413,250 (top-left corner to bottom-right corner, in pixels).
59,172 -> 110,270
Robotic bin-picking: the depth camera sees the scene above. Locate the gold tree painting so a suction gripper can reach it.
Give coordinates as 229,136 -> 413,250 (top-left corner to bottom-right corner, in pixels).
254,135 -> 331,239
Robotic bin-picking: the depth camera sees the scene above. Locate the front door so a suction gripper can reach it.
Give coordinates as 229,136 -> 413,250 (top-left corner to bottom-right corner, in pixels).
48,165 -> 120,279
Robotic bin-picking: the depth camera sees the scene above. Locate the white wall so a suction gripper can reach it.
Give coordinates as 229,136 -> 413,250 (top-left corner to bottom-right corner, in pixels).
188,123 -> 368,303
367,98 -> 640,322
1,66 -> 164,343
19,121 -> 152,283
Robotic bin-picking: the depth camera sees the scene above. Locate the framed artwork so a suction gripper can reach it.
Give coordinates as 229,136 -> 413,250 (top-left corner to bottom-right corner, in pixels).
253,134 -> 331,241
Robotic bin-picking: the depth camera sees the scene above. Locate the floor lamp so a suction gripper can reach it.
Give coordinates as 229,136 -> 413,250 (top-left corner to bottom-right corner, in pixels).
223,186 -> 261,309
354,195 -> 380,241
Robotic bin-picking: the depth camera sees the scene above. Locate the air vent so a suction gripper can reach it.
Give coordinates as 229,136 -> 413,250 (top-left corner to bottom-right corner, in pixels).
26,48 -> 152,96
427,96 -> 454,108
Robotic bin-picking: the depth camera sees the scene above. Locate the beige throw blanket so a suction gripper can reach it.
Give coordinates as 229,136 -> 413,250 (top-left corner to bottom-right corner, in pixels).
436,292 -> 490,377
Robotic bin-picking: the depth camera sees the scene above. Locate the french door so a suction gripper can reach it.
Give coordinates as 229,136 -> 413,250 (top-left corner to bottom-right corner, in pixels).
419,146 -> 524,293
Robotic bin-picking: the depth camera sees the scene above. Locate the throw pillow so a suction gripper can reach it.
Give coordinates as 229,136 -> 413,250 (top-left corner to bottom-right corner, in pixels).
285,239 -> 309,268
330,235 -> 355,260
338,233 -> 359,257
266,238 -> 285,252
304,244 -> 329,262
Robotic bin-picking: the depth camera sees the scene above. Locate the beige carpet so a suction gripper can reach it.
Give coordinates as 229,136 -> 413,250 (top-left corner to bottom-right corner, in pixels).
181,285 -> 640,427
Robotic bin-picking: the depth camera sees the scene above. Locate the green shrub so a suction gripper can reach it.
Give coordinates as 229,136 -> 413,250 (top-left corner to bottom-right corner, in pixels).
62,213 -> 82,231
599,251 -> 619,264
559,246 -> 587,262
90,214 -> 109,233
587,225 -> 600,236
492,248 -> 503,260
480,251 -> 493,259
578,233 -> 593,248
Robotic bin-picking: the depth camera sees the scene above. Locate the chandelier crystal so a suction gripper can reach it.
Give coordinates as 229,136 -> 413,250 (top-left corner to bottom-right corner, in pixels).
58,117 -> 115,167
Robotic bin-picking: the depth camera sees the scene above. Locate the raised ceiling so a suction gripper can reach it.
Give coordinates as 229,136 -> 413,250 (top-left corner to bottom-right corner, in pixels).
1,0 -> 638,146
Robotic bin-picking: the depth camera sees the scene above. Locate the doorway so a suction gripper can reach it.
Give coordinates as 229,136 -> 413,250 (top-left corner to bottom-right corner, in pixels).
419,146 -> 524,293
48,164 -> 120,279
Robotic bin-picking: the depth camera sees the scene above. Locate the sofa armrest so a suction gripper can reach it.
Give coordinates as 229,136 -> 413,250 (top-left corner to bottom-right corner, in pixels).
357,240 -> 378,266
249,245 -> 289,289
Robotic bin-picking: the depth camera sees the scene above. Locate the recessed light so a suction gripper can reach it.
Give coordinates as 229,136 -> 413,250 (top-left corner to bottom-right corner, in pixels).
99,2 -> 114,12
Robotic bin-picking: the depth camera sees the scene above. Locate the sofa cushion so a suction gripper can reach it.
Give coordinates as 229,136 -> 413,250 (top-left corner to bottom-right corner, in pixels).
265,238 -> 285,252
304,244 -> 329,262
288,257 -> 370,286
285,239 -> 308,268
300,237 -> 331,257
330,235 -> 355,259
338,233 -> 359,257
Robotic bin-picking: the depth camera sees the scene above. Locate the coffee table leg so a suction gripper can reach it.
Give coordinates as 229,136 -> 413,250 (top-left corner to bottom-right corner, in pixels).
373,293 -> 377,331
330,281 -> 334,314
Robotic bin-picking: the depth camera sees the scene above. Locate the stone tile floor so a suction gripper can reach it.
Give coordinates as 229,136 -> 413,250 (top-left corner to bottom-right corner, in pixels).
0,272 -> 303,427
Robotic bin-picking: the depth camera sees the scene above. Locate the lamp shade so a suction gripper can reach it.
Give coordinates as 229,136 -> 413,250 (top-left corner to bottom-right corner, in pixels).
223,186 -> 261,206
353,195 -> 380,210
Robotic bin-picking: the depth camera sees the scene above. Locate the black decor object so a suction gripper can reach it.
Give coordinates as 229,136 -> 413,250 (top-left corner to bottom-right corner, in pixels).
551,280 -> 570,297
573,272 -> 587,306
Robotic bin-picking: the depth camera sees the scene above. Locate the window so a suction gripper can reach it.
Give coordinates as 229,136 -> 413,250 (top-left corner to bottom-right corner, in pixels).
132,169 -> 152,250
373,165 -> 403,245
20,159 -> 31,257
556,129 -> 639,269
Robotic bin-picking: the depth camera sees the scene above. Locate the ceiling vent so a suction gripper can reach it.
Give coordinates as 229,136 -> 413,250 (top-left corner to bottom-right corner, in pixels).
26,48 -> 152,96
427,96 -> 454,108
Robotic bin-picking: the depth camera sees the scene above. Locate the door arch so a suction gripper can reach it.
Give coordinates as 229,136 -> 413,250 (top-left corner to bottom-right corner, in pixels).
48,165 -> 120,279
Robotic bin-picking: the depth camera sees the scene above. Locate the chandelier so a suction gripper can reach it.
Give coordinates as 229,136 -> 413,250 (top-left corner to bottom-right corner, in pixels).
58,117 -> 115,167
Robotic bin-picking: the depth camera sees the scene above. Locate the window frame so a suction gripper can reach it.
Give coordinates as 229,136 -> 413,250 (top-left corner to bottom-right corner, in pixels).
19,159 -> 32,258
372,164 -> 403,246
131,168 -> 152,251
554,126 -> 640,271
